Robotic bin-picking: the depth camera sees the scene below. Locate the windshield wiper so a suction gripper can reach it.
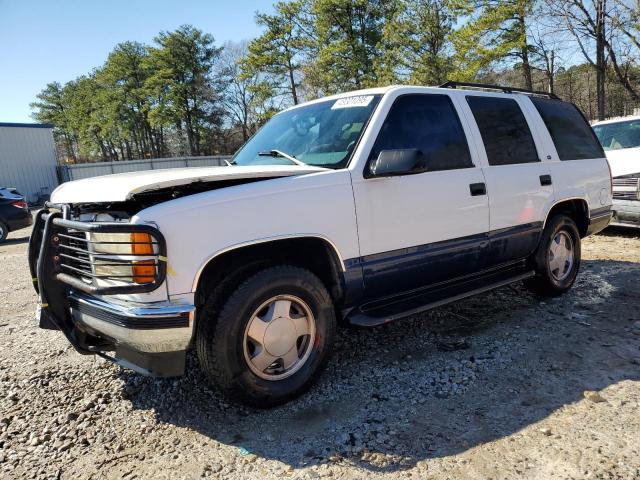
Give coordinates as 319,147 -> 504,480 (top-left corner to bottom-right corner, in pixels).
258,149 -> 307,166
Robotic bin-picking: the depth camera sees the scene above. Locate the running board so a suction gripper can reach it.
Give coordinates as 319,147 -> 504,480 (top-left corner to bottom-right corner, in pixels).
347,270 -> 535,328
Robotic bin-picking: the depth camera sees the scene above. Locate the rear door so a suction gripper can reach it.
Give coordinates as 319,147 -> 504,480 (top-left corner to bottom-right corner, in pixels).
463,94 -> 553,266
526,97 -> 611,214
350,92 -> 490,301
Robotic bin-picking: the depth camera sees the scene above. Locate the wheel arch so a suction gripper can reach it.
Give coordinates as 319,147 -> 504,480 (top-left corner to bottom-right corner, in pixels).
193,235 -> 347,312
544,197 -> 590,237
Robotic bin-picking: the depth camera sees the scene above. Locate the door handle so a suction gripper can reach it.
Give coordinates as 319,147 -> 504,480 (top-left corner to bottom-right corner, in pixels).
469,182 -> 486,196
540,174 -> 552,186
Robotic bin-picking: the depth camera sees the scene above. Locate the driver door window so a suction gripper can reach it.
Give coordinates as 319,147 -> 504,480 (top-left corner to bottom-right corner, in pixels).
368,94 -> 473,172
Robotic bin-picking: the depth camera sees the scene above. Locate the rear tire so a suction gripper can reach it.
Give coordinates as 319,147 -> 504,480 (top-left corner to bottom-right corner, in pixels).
196,265 -> 336,408
0,222 -> 8,243
524,214 -> 581,297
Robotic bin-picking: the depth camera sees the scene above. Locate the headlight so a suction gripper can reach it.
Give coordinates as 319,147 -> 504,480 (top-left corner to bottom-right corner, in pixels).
89,232 -> 158,285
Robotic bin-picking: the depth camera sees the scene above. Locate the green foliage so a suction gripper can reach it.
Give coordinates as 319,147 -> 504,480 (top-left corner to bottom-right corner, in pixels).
31,82 -> 78,161
450,0 -> 534,86
31,3 -> 640,162
375,0 -> 456,85
146,25 -> 222,155
32,26 -> 225,162
241,1 -> 310,104
307,0 -> 398,94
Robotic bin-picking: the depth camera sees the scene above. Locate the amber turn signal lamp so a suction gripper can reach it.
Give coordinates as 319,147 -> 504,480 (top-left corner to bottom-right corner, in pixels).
131,232 -> 156,284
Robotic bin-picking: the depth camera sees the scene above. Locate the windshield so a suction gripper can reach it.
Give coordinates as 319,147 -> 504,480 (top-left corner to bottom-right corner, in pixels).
233,95 -> 381,169
593,119 -> 640,151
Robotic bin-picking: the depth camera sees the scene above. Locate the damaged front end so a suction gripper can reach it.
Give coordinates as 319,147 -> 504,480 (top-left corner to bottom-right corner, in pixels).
28,204 -> 194,376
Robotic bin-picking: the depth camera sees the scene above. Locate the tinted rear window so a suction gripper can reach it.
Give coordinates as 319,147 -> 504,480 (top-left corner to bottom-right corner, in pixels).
530,97 -> 604,160
466,96 -> 539,166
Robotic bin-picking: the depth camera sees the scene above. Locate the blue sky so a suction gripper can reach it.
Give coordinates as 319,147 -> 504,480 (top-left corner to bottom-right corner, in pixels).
0,0 -> 274,123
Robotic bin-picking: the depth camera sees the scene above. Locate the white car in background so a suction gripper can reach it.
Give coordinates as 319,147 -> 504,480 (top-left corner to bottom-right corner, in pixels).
593,116 -> 640,227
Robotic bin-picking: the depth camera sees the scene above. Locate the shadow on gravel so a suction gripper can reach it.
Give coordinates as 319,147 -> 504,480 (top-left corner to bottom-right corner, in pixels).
121,259 -> 640,474
1,235 -> 30,246
600,225 -> 640,238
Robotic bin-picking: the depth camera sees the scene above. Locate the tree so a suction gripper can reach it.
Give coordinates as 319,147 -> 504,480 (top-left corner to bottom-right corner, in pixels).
31,82 -> 78,161
603,0 -> 640,102
548,0 -> 609,120
219,41 -> 279,146
375,0 -> 455,85
97,41 -> 165,159
308,0 -> 397,94
528,17 -> 568,94
145,25 -> 222,155
451,0 -> 536,89
64,75 -> 113,160
241,1 -> 310,105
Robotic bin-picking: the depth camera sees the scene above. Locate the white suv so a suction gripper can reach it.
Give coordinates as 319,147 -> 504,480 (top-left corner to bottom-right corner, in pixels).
30,83 -> 612,407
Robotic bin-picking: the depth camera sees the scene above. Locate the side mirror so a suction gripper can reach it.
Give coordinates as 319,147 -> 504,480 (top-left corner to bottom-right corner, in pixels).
367,149 -> 424,177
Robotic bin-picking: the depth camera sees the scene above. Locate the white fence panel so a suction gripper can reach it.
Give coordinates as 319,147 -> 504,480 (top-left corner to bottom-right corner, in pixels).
61,156 -> 231,182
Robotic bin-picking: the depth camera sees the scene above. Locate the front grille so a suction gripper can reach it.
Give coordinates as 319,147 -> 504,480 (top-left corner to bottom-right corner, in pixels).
48,216 -> 167,295
613,177 -> 640,200
58,231 -> 94,284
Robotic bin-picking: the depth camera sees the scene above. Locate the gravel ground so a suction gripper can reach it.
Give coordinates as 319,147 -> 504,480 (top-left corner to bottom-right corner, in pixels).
1,222 -> 639,480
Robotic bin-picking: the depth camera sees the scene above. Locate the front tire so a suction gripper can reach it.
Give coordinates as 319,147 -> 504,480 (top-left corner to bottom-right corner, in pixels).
525,214 -> 581,297
196,265 -> 336,408
0,222 -> 8,243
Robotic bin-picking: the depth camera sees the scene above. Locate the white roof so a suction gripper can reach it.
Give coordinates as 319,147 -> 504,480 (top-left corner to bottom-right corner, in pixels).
282,84 -> 556,113
592,115 -> 640,126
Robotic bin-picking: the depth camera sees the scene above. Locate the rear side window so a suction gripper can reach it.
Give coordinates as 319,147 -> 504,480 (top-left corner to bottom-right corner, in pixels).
466,96 -> 539,166
530,97 -> 605,160
369,94 -> 473,171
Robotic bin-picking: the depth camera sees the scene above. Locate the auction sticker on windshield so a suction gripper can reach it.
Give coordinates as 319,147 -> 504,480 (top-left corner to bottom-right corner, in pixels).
331,95 -> 374,109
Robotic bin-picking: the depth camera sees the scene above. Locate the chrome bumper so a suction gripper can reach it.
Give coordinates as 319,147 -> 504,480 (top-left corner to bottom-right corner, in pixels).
611,200 -> 640,227
70,293 -> 195,354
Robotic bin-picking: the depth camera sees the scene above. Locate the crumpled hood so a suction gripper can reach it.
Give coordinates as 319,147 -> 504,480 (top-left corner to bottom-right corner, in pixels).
50,165 -> 326,204
606,147 -> 640,178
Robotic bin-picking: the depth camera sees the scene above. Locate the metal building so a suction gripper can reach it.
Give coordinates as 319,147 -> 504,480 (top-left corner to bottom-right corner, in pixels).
0,122 -> 58,204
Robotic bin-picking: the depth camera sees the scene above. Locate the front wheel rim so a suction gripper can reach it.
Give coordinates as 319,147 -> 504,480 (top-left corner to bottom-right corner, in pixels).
243,294 -> 316,381
548,231 -> 574,281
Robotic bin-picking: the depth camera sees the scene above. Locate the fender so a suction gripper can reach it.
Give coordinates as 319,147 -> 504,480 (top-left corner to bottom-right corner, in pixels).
542,196 -> 589,230
190,233 -> 347,293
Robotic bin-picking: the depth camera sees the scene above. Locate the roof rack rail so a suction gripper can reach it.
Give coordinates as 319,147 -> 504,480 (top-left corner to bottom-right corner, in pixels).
439,81 -> 560,100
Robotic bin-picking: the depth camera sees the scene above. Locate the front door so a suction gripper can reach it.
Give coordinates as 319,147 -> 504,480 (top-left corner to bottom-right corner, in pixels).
351,93 -> 490,301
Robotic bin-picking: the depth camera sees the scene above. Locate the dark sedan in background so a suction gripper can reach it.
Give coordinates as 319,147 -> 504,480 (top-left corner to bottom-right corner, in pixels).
0,187 -> 32,242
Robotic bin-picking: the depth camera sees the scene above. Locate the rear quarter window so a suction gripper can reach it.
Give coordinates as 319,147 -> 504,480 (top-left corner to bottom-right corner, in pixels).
530,97 -> 605,160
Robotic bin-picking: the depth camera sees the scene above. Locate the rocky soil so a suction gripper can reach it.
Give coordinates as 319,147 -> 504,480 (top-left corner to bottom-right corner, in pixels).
1,224 -> 639,480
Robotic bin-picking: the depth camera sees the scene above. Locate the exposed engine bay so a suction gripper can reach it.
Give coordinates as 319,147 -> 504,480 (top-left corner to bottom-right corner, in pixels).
65,177 -> 268,219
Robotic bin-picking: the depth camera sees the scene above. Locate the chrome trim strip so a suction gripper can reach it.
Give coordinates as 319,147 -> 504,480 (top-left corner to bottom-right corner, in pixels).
589,209 -> 613,221
190,234 -> 347,292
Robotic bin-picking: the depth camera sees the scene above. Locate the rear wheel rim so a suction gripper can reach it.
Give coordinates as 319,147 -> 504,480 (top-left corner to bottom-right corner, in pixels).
548,231 -> 574,281
0,224 -> 5,239
243,294 -> 316,381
